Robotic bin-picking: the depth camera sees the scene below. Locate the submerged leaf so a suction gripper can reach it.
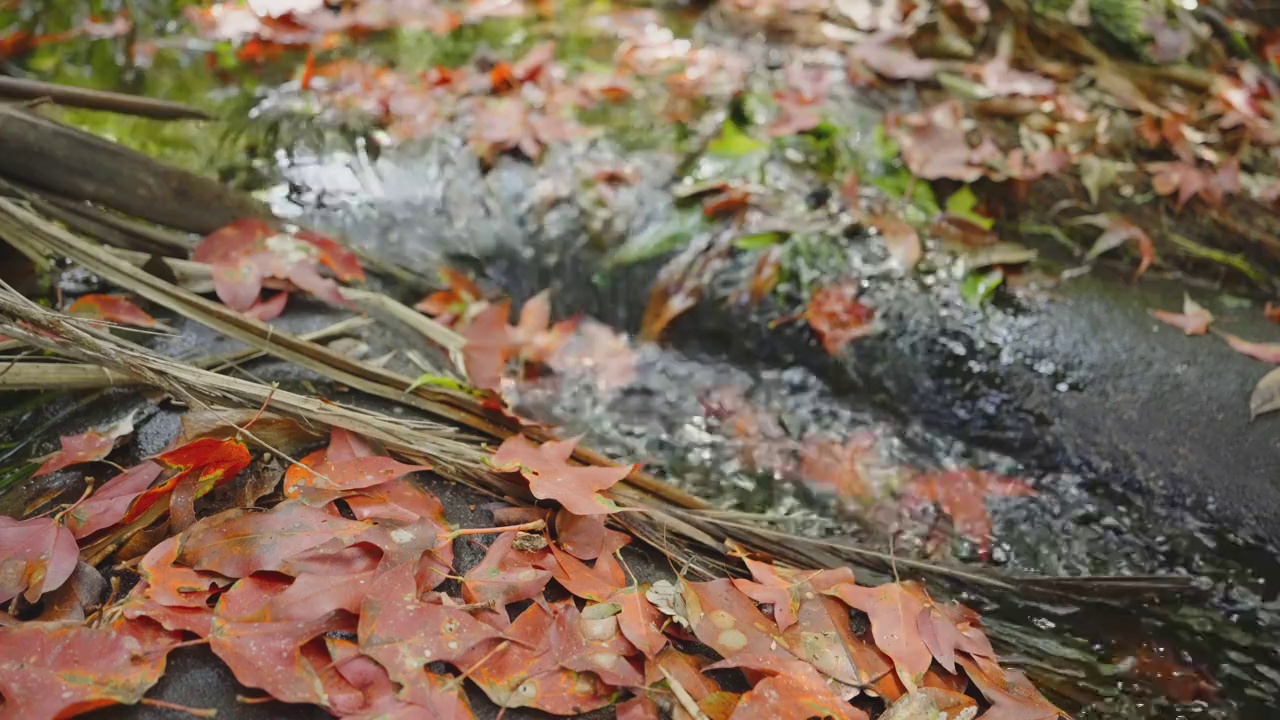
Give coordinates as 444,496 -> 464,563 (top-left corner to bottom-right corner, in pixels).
805,283 -> 876,355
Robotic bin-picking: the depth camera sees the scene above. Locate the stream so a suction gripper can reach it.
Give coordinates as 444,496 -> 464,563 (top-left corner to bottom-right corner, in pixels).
4,1 -> 1280,718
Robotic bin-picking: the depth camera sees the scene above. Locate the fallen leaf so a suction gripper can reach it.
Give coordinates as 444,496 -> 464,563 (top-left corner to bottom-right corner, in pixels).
0,618 -> 178,719
1126,642 -> 1219,704
415,266 -> 484,326
64,461 -> 163,538
67,294 -> 160,328
977,54 -> 1056,97
957,653 -> 1066,720
1076,214 -> 1156,278
34,411 -> 137,477
461,531 -> 553,610
462,300 -> 514,391
177,500 -> 372,577
682,578 -> 791,660
850,35 -> 938,81
360,562 -> 502,679
489,434 -> 631,515
1250,368 -> 1280,419
611,584 -> 669,659
704,654 -> 869,720
904,469 -> 1035,558
0,515 -> 79,603
916,600 -> 995,673
1221,333 -> 1280,364
891,101 -> 985,182
119,437 -> 252,528
1150,294 -> 1213,335
805,282 -> 876,355
828,581 -> 933,686
869,215 -> 923,271
194,219 -> 360,312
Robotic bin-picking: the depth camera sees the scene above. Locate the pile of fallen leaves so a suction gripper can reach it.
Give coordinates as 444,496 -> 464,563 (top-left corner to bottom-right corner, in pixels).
1,414 -> 1066,719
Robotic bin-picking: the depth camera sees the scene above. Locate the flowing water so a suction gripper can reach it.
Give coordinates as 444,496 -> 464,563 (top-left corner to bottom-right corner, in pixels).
4,1 -> 1280,717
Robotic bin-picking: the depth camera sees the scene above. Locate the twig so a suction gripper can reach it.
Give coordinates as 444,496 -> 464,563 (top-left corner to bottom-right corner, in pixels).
0,77 -> 211,120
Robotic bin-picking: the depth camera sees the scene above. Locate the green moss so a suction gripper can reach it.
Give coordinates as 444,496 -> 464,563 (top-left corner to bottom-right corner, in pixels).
1032,0 -> 1157,57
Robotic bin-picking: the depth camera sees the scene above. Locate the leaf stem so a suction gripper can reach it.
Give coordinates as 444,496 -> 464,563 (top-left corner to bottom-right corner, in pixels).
441,518 -> 545,541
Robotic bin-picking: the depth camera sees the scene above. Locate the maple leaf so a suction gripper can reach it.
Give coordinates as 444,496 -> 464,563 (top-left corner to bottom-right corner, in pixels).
66,294 -> 160,328
468,97 -> 580,165
903,469 -> 1035,558
891,100 -> 986,182
462,299 -> 515,391
805,282 -> 876,355
731,558 -> 851,632
137,535 -> 232,609
0,618 -> 179,720
705,654 -> 870,720
976,53 -> 1056,97
118,436 -> 252,529
177,500 -> 372,577
415,266 -> 484,326
0,514 -> 78,603
1075,214 -> 1156,278
849,34 -> 938,81
460,601 -> 619,714
538,540 -> 627,601
869,215 -> 923,272
490,434 -> 632,515
554,510 -> 630,560
34,411 -> 137,477
958,653 -> 1067,720
360,562 -> 502,680
795,436 -> 875,499
554,601 -> 645,687
682,578 -> 792,660
610,584 -> 669,659
783,591 -> 898,694
1219,333 -> 1280,363
916,599 -> 996,674
1150,294 -> 1213,335
210,575 -> 360,709
828,581 -> 934,686
64,461 -> 163,538
1147,161 -> 1207,210
768,64 -> 827,137
461,530 -> 553,609
193,218 -> 361,312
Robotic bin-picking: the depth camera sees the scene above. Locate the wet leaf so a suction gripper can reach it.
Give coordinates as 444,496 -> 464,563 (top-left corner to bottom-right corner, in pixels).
1221,333 -> 1280,364
1076,214 -> 1156,278
0,618 -> 179,719
891,100 -> 985,182
850,36 -> 938,81
461,531 -> 553,609
869,216 -> 923,272
732,558 -> 853,632
462,300 -> 514,391
194,219 -> 359,312
120,437 -> 252,526
67,294 -> 160,328
490,434 -> 631,515
34,411 -> 137,477
554,511 -> 629,561
65,461 -> 163,539
961,268 -> 1004,305
904,469 -> 1035,558
0,514 -> 78,603
705,654 -> 870,720
210,576 -> 359,708
539,541 -> 626,602
1250,368 -> 1280,419
957,653 -> 1067,720
1150,294 -> 1214,335
555,601 -> 645,687
805,283 -> 876,355
916,600 -> 996,673
829,581 -> 933,686
415,266 -> 484,326
611,584 -> 669,659
178,500 -> 372,577
360,562 -> 502,679
683,578 -> 791,660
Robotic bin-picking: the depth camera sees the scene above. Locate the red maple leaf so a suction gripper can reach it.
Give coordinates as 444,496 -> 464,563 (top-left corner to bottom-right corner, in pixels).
414,266 -> 485,326
0,514 -> 79,603
489,434 -> 632,515
805,282 -> 876,355
958,653 -> 1067,720
64,461 -> 163,538
461,530 -> 553,610
0,618 -> 179,718
359,562 -> 502,676
193,219 -> 362,313
66,294 -> 160,328
903,469 -> 1036,558
34,411 -> 137,477
828,580 -> 934,685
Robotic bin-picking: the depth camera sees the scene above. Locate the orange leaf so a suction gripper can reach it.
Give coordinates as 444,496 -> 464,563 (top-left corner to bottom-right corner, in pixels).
1150,294 -> 1213,335
957,653 -> 1067,720
805,282 -> 875,355
67,294 -> 159,328
903,469 -> 1035,558
0,515 -> 78,603
829,581 -> 933,686
1220,332 -> 1280,363
120,437 -> 251,525
489,434 -> 631,515
34,411 -> 137,477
